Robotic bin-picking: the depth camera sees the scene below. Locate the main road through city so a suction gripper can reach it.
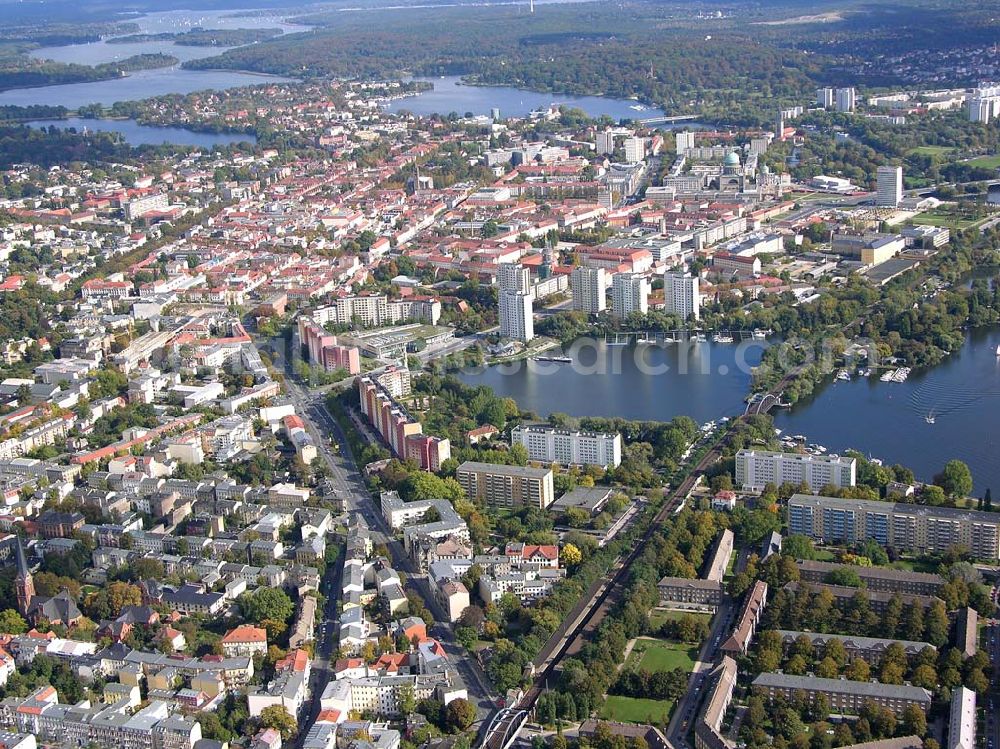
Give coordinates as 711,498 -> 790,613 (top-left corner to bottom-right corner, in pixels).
255,329 -> 497,748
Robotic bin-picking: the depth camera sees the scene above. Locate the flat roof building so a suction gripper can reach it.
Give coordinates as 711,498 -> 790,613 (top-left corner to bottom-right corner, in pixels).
456,462 -> 554,509
788,494 -> 1000,561
736,449 -> 856,492
511,424 -> 622,468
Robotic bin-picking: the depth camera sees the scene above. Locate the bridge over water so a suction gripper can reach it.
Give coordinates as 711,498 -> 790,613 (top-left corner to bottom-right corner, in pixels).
637,113 -> 700,126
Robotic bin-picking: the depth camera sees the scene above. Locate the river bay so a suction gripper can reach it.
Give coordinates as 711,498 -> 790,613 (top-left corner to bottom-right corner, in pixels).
459,331 -> 1000,494
457,338 -> 768,424
385,76 -> 671,121
28,118 -> 256,148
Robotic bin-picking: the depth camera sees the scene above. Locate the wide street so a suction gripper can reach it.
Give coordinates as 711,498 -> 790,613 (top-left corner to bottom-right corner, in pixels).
270,329 -> 498,741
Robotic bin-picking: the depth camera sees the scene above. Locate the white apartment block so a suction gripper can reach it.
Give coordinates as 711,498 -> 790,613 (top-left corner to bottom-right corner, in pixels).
624,136 -> 646,163
571,266 -> 607,314
787,494 -> 1000,561
676,131 -> 696,154
612,272 -> 649,316
312,294 -> 440,328
511,424 -> 622,468
663,271 -> 700,321
836,87 -> 856,113
499,291 -> 534,342
876,165 -> 903,208
735,449 -> 857,492
816,88 -> 835,108
497,263 -> 531,294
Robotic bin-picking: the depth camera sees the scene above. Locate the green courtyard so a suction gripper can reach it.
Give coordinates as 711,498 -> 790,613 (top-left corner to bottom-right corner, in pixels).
600,695 -> 674,724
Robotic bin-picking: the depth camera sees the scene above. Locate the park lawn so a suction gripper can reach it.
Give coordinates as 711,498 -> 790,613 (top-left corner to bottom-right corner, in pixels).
600,695 -> 674,724
648,609 -> 712,630
908,145 -> 954,156
630,638 -> 698,673
911,209 -> 984,230
966,154 -> 1000,169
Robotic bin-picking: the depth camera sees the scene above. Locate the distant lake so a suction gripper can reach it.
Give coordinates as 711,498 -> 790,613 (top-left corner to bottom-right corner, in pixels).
0,68 -> 291,110
2,8 -> 298,109
30,9 -> 311,67
385,76 -> 673,121
28,117 -> 256,148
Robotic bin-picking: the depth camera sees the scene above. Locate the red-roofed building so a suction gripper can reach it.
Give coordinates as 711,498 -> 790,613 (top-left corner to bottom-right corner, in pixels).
221,625 -> 268,657
506,542 -> 560,568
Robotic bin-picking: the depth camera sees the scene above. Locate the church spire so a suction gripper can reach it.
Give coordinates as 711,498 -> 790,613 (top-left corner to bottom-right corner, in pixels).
14,537 -> 34,616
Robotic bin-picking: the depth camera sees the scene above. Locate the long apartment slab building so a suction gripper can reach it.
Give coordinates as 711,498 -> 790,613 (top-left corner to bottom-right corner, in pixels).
312,293 -> 440,328
795,559 -> 944,596
511,424 -> 622,468
787,493 -> 1000,561
752,673 -> 932,717
736,449 -> 856,492
358,368 -> 451,472
455,461 -> 554,509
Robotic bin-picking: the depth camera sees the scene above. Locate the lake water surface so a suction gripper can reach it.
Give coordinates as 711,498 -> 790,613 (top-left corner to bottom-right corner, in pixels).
28,117 -> 257,148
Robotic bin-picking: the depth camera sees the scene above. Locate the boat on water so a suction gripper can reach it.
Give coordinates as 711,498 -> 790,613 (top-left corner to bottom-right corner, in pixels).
752,329 -> 769,340
629,104 -> 647,111
533,355 -> 572,364
925,411 -> 936,424
713,333 -> 734,344
835,369 -> 851,382
691,333 -> 707,342
996,344 -> 1000,356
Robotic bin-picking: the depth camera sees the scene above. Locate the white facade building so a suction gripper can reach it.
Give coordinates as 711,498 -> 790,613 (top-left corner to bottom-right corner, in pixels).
499,291 -> 534,342
511,424 -> 622,468
816,88 -> 835,108
735,449 -> 857,492
624,137 -> 646,163
836,87 -> 856,113
571,266 -> 607,314
948,686 -> 976,749
612,272 -> 649,316
497,263 -> 531,294
663,272 -> 700,321
876,165 -> 903,208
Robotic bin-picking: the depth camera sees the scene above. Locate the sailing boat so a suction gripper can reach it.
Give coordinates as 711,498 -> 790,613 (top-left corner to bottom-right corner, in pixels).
925,410 -> 936,424
995,344 -> 1000,356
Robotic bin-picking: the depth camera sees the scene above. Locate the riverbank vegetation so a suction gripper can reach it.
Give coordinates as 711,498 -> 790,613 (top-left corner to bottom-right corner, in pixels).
108,28 -> 283,47
0,54 -> 178,93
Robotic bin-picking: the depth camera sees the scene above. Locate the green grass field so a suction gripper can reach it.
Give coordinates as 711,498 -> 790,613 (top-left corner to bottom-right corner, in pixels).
629,638 -> 699,673
908,146 -> 954,157
600,695 -> 674,724
648,609 -> 712,630
911,209 -> 984,230
966,154 -> 1000,169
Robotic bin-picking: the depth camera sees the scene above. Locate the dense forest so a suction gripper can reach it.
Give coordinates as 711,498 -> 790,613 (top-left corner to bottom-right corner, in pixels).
173,0 -> 1000,126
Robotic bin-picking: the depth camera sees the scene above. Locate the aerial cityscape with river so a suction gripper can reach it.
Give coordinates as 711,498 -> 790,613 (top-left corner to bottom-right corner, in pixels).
0,3 -> 997,749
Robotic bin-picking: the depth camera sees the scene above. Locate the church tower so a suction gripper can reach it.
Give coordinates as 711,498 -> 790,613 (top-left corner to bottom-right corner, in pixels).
14,538 -> 33,616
